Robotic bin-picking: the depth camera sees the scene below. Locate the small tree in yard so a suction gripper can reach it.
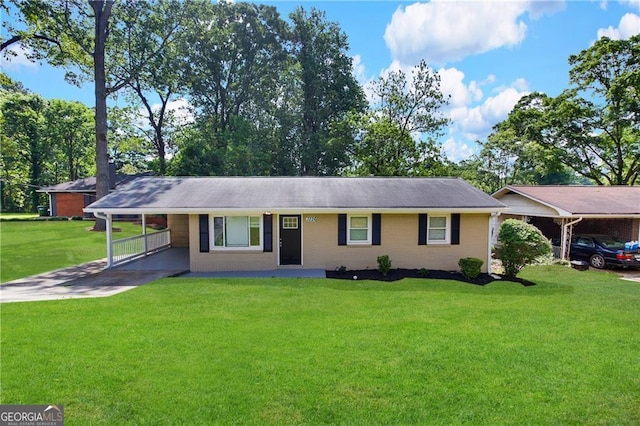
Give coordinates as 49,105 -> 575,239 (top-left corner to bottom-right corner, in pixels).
497,219 -> 552,278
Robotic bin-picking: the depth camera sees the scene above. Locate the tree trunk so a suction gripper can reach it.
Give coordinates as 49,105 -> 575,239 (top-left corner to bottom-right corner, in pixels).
90,0 -> 114,231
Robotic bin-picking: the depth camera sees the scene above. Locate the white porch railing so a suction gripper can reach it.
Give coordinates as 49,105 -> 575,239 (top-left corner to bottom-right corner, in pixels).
112,229 -> 171,266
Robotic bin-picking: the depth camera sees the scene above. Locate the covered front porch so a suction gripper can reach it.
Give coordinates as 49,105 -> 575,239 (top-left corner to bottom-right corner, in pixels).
96,213 -> 189,270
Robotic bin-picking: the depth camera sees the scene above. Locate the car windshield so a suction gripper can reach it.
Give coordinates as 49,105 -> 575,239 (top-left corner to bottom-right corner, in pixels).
595,236 -> 625,249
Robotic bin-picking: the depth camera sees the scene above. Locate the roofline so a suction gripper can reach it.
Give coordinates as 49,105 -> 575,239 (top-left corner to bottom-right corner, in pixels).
492,186 -> 571,216
37,189 -> 97,193
503,212 -> 640,219
84,207 -> 509,216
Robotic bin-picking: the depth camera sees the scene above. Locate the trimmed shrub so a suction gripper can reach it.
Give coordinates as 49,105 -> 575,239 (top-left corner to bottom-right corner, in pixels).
458,257 -> 484,280
417,268 -> 430,278
496,219 -> 552,278
377,255 -> 391,276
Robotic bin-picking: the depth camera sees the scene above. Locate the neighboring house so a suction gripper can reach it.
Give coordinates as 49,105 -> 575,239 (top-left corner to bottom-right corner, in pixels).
492,185 -> 640,259
84,176 -> 507,273
38,164 -> 148,218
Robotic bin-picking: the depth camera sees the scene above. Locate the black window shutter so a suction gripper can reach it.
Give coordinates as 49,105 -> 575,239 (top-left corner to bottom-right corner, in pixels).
338,214 -> 347,246
199,214 -> 209,252
263,214 -> 273,252
372,213 -> 381,245
451,213 -> 461,245
418,213 -> 428,245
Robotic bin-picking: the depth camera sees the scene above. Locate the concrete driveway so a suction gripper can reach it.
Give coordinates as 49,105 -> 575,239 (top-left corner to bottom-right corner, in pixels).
0,248 -> 189,303
617,268 -> 640,283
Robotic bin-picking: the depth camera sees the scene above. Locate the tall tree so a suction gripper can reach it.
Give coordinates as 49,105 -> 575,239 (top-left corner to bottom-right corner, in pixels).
119,0 -> 194,175
3,0 -> 179,228
177,1 -> 288,176
290,7 -> 367,175
43,99 -> 94,181
352,59 -> 450,176
0,92 -> 47,211
461,98 -> 578,194
503,36 -> 640,185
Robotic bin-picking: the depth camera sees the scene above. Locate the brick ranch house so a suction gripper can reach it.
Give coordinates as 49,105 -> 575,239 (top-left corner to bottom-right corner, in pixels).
84,176 -> 507,273
37,163 -> 148,218
492,185 -> 640,259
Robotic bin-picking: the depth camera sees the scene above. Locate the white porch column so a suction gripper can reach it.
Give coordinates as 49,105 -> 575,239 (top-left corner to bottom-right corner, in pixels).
106,214 -> 113,268
142,213 -> 148,255
94,212 -> 114,268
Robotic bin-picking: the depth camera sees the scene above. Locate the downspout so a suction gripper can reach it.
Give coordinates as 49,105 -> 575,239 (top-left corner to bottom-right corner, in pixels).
489,212 -> 501,274
561,217 -> 583,260
93,212 -> 113,269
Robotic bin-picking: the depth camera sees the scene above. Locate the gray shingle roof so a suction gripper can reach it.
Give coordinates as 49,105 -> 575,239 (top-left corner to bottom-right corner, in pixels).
494,185 -> 640,215
84,176 -> 505,213
37,174 -> 149,193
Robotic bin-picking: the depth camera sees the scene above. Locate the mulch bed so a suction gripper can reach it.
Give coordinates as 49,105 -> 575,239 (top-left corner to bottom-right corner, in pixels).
325,268 -> 536,287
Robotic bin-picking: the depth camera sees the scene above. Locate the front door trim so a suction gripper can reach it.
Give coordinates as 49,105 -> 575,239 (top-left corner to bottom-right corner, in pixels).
278,214 -> 303,266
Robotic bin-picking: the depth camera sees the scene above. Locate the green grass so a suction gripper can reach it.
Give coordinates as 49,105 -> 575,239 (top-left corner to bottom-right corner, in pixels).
1,265 -> 639,424
0,212 -> 39,220
0,221 -> 145,282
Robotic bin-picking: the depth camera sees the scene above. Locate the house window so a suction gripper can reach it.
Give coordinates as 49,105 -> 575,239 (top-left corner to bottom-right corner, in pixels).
427,214 -> 450,244
282,216 -> 299,229
348,214 -> 371,244
212,215 -> 261,249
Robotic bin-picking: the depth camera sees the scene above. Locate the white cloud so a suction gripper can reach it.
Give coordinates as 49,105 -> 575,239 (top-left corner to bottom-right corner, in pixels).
438,67 -> 485,107
619,0 -> 640,10
0,44 -> 39,72
164,98 -> 195,126
597,13 -> 640,39
442,136 -> 476,162
383,0 -> 564,66
352,54 -> 367,84
449,83 -> 529,144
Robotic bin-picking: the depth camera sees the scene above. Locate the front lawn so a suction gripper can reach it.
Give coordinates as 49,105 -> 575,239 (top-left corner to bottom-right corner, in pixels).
0,220 -> 145,282
1,265 -> 639,424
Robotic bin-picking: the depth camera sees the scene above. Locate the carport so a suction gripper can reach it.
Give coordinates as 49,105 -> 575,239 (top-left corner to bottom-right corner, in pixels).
493,185 -> 640,260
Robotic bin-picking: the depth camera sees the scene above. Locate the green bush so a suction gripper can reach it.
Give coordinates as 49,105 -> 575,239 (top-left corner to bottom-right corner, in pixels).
458,257 -> 484,280
377,255 -> 392,276
496,219 -> 552,278
417,268 -> 430,278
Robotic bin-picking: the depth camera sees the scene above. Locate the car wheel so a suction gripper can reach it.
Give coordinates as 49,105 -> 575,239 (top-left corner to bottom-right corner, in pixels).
590,254 -> 606,269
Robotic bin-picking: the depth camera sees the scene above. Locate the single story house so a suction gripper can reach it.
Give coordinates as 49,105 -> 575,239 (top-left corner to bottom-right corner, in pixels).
37,164 -> 149,218
84,176 -> 507,273
492,185 -> 640,259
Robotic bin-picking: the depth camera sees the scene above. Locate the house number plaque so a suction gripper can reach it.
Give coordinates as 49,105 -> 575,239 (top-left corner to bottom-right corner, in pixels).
306,216 -> 317,223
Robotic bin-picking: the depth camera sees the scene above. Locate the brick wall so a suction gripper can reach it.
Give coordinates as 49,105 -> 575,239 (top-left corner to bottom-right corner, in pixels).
167,214 -> 189,247
55,193 -> 85,217
188,213 -> 491,273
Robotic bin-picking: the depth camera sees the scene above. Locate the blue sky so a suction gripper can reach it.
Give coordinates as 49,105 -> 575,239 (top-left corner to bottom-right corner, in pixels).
2,0 -> 639,162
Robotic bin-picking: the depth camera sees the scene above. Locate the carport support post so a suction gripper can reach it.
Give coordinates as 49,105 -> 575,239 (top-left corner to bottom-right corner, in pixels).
560,217 -> 583,260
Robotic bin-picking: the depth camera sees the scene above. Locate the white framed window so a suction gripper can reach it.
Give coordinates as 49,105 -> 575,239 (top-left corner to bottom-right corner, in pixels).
282,216 -> 299,229
427,214 -> 450,244
211,215 -> 262,250
348,214 -> 371,245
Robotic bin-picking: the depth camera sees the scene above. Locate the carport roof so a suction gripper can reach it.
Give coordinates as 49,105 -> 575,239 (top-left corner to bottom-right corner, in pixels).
84,176 -> 506,214
493,185 -> 640,217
